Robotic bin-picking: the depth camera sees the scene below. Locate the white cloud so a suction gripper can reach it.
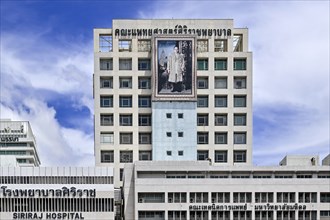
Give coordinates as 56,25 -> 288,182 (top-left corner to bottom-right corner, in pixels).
1,28 -> 94,166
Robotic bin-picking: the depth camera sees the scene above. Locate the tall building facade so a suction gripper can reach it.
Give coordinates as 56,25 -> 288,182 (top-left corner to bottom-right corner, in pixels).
0,119 -> 41,167
94,19 -> 253,187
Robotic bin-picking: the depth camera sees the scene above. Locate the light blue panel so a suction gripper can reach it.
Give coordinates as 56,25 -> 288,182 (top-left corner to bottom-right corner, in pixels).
152,102 -> 197,161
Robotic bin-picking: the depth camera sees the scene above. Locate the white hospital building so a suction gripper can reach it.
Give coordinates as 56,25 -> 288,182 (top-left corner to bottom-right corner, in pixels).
93,19 -> 253,188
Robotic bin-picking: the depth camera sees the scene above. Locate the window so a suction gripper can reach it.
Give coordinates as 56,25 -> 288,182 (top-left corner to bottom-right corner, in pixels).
119,58 -> 132,70
233,211 -> 252,220
100,132 -> 114,144
197,114 -> 208,126
139,151 -> 152,161
100,77 -> 113,88
138,114 -> 151,126
197,59 -> 208,70
214,58 -> 227,70
138,193 -> 165,203
138,211 -> 165,219
234,114 -> 247,126
298,211 -> 317,220
234,95 -> 247,107
166,113 -> 172,118
197,77 -> 208,89
100,59 -> 113,70
137,40 -> 151,52
168,211 -> 186,220
119,114 -> 132,126
120,133 -> 133,144
234,77 -> 247,89
255,192 -> 274,203
139,133 -> 151,144
197,40 -> 208,52
190,192 -> 208,203
233,192 -> 252,203
215,114 -> 227,126
298,192 -> 317,203
178,132 -> 184,137
215,95 -> 227,107
138,96 -> 151,108
178,113 -> 184,119
167,151 -> 172,156
214,77 -> 227,89
211,192 -> 230,203
138,58 -> 151,70
255,211 -> 273,220
168,192 -> 187,203
119,96 -> 132,107
166,132 -> 172,137
197,133 -> 208,145
100,114 -> 113,126
178,151 -> 184,156
214,39 -> 227,52
190,211 -> 208,220
320,192 -> 330,203
277,192 -> 295,203
233,34 -> 243,52
101,151 -> 114,163
120,151 -> 133,163
321,211 -> 330,217
234,150 -> 247,163
234,132 -> 247,144
118,40 -> 132,52
100,96 -> 113,107
215,132 -> 227,144
276,211 -> 295,220
197,95 -> 208,107
197,150 -> 208,161
138,77 -> 151,89
214,151 -> 228,163
99,35 -> 112,52
120,168 -> 124,181
119,77 -> 132,88
211,211 -> 230,219
234,58 -> 247,70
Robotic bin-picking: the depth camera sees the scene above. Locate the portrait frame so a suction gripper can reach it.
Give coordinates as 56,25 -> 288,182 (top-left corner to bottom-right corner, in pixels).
152,35 -> 196,101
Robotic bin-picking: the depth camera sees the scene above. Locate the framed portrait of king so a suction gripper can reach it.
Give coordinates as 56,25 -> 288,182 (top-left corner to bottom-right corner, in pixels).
152,36 -> 196,101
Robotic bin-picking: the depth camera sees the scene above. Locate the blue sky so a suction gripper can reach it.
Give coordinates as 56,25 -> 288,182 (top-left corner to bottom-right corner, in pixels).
1,1 -> 329,166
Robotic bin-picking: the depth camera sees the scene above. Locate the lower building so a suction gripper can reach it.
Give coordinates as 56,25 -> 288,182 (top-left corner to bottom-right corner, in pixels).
0,119 -> 40,167
0,167 -> 115,220
123,155 -> 330,220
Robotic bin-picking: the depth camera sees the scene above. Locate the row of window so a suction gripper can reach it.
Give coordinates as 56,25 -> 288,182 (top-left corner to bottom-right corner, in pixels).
99,95 -> 248,108
99,57 -> 247,71
99,76 -> 247,90
99,132 -> 247,145
100,150 -> 247,163
137,192 -> 330,204
138,210 -> 324,220
0,176 -> 113,184
99,36 -> 244,53
100,113 -> 247,127
160,172 -> 329,180
0,198 -> 114,212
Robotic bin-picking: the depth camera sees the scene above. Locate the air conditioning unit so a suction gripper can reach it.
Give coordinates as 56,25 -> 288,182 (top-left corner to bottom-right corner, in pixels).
212,198 -> 216,203
168,198 -> 173,203
138,198 -> 144,203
